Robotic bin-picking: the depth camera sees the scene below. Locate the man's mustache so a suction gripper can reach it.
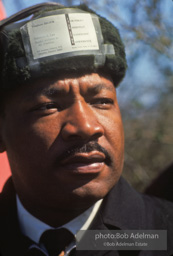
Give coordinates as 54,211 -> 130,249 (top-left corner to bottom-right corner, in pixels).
56,141 -> 111,165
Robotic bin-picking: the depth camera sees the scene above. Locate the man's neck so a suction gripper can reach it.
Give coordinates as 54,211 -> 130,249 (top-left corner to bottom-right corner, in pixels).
18,196 -> 97,227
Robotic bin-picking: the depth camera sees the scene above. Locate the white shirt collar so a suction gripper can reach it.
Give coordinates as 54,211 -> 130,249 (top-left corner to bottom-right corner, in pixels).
16,195 -> 102,244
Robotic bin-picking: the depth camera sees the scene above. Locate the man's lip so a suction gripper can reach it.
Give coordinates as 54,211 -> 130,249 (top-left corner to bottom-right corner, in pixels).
58,152 -> 106,174
60,151 -> 106,166
61,162 -> 105,174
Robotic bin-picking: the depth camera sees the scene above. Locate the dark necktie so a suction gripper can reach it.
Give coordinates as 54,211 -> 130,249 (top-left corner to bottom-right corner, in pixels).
39,228 -> 75,256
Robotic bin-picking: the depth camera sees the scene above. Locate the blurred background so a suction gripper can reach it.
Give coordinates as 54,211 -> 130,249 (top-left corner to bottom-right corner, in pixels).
0,0 -> 173,192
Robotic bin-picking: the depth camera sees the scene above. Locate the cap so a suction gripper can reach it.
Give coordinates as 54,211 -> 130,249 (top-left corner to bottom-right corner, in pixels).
0,3 -> 127,91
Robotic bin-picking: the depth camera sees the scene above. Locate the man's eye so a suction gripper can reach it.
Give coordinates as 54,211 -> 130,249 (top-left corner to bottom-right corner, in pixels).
91,98 -> 114,107
32,102 -> 60,113
39,103 -> 57,110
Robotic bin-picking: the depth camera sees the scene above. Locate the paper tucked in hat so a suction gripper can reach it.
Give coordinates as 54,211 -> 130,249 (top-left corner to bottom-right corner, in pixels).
0,3 -> 127,91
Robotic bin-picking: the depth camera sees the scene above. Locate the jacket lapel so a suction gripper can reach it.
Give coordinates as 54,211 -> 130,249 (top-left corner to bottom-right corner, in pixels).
76,178 -> 145,256
99,177 -> 145,230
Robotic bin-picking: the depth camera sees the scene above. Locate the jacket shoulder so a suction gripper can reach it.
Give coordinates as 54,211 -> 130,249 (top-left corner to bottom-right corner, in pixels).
141,194 -> 173,255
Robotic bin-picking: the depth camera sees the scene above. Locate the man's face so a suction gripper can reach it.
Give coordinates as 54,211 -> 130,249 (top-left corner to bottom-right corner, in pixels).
0,73 -> 124,210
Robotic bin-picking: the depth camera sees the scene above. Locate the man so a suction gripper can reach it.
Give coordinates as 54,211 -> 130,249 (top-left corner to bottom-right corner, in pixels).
0,3 -> 172,256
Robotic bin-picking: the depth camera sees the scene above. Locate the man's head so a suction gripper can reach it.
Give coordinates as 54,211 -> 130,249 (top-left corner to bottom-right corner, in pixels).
0,3 -> 126,219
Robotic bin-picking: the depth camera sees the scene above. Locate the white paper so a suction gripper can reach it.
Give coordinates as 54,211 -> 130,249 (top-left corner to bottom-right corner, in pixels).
27,13 -> 99,59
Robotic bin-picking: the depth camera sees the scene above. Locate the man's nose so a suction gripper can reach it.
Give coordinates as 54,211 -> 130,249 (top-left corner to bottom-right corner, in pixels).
61,100 -> 104,141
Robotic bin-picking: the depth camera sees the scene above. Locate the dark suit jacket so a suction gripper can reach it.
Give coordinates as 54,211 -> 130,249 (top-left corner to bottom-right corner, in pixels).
0,177 -> 173,256
145,162 -> 173,202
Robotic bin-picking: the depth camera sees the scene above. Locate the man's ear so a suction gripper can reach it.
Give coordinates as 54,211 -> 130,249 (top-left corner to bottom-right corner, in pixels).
0,117 -> 6,153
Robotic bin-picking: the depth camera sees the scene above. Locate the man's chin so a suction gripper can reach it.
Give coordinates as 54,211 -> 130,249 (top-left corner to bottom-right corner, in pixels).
54,181 -> 113,210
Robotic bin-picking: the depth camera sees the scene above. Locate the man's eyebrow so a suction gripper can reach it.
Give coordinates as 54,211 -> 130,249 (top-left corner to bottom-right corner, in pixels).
24,87 -> 65,101
42,87 -> 66,97
24,83 -> 115,101
87,83 -> 115,94
41,84 -> 115,97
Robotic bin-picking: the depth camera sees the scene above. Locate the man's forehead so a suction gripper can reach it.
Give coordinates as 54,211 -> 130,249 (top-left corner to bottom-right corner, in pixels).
22,74 -> 115,100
